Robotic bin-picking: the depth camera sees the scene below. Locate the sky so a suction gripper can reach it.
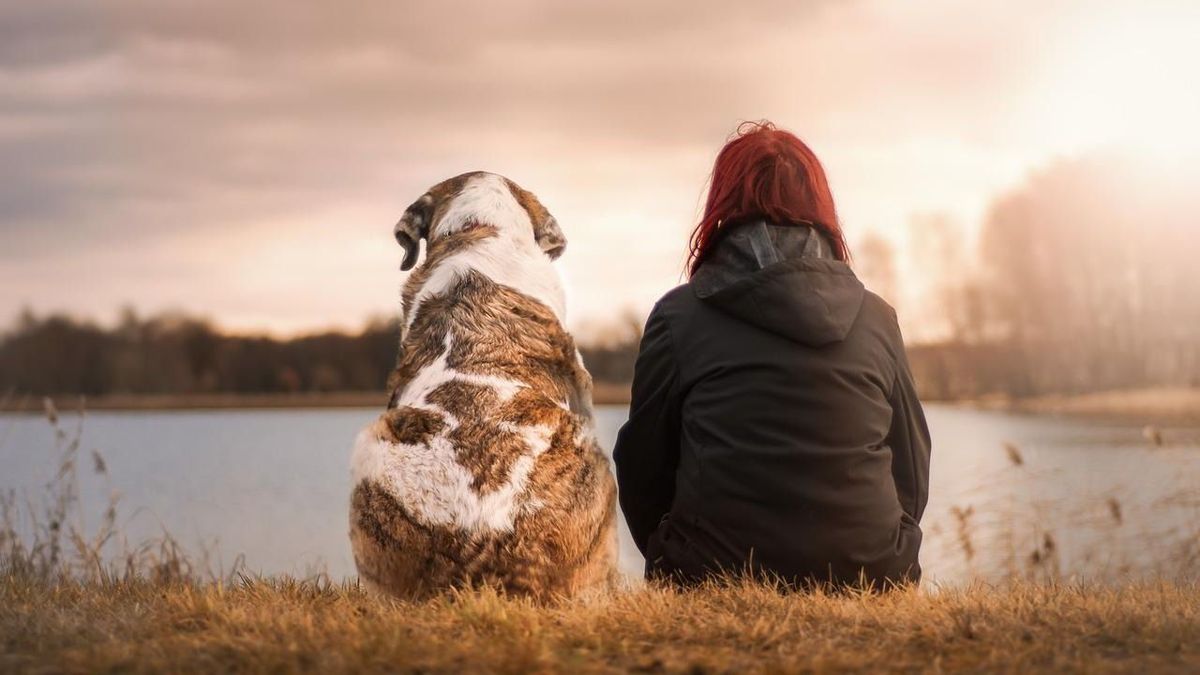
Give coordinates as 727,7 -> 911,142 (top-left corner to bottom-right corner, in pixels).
1,0 -> 1197,339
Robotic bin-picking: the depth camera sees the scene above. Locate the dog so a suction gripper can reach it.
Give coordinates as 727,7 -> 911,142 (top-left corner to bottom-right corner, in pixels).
349,171 -> 617,600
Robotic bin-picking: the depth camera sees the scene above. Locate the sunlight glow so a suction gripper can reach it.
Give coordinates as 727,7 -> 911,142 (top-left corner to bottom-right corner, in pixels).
1031,3 -> 1200,160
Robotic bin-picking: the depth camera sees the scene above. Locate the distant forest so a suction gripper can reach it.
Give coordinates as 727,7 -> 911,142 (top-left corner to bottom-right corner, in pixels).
896,154 -> 1200,398
2,154 -> 1197,402
0,309 -> 638,401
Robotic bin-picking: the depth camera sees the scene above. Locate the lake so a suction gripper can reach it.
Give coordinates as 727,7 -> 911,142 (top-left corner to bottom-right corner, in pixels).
2,404 -> 1198,586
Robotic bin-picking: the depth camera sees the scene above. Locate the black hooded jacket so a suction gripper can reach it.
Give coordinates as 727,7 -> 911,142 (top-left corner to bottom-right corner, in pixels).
612,220 -> 931,588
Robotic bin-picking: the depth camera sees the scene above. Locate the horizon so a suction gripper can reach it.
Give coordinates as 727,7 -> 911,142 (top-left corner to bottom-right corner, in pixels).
2,0 -> 1198,341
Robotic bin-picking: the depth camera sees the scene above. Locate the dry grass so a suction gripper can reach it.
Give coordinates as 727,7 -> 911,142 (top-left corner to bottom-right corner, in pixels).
2,574 -> 1198,674
0,399 -> 241,586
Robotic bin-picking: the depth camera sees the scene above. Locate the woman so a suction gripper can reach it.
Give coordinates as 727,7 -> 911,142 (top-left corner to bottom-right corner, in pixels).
613,121 -> 931,589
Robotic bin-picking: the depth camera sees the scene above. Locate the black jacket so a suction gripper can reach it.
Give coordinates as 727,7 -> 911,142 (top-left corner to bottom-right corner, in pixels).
613,220 -> 931,588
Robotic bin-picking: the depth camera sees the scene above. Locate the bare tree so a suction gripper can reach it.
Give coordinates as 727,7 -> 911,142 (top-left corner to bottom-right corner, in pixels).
855,232 -> 900,308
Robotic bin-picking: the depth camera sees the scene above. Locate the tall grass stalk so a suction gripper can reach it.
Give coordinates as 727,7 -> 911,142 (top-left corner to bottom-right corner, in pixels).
0,398 -> 242,586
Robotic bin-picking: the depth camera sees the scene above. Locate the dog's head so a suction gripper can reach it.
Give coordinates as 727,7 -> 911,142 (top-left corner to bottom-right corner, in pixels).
393,171 -> 565,271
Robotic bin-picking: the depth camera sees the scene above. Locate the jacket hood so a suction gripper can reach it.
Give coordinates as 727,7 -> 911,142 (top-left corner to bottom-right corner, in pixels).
692,220 -> 865,346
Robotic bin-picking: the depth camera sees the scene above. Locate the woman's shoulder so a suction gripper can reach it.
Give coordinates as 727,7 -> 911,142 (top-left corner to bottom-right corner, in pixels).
646,283 -> 706,324
860,289 -> 899,324
856,290 -> 909,360
656,283 -> 694,308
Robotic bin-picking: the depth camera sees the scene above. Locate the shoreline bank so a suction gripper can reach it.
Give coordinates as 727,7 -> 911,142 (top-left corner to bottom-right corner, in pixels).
3,386 -> 1197,424
0,382 -> 635,413
963,387 -> 1200,426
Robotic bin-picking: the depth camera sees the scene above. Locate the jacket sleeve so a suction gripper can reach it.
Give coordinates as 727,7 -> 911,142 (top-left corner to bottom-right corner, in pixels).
612,303 -> 683,555
886,346 -> 932,522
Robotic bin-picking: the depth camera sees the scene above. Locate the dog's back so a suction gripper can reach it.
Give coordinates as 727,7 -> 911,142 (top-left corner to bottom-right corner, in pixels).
349,173 -> 616,600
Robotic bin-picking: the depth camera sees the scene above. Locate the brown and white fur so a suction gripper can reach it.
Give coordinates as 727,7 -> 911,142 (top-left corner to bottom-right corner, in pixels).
349,171 -> 617,600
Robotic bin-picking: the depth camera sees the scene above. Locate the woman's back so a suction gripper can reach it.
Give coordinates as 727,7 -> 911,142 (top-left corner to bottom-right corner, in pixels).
612,121 -> 930,589
614,220 -> 929,588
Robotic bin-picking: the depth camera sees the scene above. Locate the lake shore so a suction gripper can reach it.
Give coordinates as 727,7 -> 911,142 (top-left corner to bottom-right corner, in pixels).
3,386 -> 1198,424
3,574 -> 1197,674
0,382 -> 636,413
965,387 -> 1200,426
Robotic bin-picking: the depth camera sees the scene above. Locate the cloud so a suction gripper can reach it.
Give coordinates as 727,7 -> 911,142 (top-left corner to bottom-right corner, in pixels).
1,0 -> 1196,334
0,2 -> 840,256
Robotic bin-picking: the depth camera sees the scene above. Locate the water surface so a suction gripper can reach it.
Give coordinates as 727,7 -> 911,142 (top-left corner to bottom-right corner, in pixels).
2,405 -> 1197,585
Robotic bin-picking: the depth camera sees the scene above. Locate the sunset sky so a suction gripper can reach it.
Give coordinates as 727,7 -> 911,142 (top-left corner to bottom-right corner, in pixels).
1,0 -> 1197,340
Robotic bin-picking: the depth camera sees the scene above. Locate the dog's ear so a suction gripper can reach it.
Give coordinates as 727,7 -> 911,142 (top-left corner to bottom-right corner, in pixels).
535,215 -> 566,261
394,193 -> 434,271
505,179 -> 566,260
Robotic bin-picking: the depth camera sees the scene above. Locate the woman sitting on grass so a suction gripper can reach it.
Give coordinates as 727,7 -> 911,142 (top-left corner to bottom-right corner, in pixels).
614,121 -> 931,589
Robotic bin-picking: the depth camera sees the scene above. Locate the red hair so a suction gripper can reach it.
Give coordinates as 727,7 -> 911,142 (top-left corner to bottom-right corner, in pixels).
687,121 -> 848,277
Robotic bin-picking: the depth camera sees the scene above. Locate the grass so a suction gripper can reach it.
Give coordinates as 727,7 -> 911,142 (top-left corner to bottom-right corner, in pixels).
3,397 -> 1200,673
2,573 -> 1199,673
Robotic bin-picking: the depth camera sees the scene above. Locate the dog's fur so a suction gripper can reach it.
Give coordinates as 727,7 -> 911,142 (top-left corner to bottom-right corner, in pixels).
349,172 -> 617,600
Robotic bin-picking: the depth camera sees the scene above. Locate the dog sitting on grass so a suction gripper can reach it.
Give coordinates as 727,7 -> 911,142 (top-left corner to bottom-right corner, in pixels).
349,172 -> 617,600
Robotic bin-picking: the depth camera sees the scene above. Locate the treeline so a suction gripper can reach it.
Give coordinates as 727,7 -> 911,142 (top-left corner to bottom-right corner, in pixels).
0,309 -> 641,398
898,153 -> 1200,399
0,310 -> 398,397
4,154 -> 1197,403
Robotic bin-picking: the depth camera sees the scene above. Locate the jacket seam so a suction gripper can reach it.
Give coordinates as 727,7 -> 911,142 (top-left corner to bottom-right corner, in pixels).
658,302 -> 682,387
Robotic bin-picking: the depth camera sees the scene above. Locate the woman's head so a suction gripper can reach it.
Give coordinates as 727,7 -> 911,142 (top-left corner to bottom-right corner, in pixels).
687,121 -> 848,276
